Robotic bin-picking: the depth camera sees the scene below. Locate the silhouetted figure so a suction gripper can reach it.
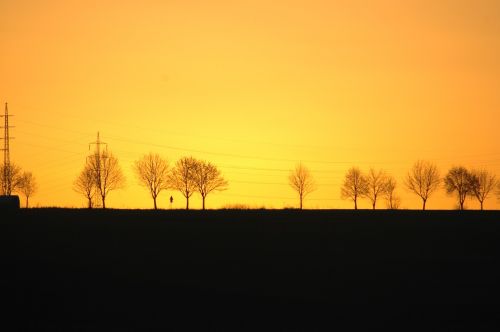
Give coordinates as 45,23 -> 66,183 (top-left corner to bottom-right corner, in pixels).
169,157 -> 197,210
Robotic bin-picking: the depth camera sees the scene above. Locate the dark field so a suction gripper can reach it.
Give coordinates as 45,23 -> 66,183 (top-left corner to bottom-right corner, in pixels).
2,209 -> 500,331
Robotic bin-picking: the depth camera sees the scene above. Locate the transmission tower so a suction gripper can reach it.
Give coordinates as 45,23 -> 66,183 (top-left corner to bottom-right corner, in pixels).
89,131 -> 108,156
1,103 -> 15,195
88,131 -> 107,178
88,131 -> 108,176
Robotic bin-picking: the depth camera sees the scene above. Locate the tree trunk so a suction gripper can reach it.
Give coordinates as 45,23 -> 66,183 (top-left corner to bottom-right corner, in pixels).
422,199 -> 426,211
372,201 -> 376,210
202,196 -> 206,210
25,196 -> 29,208
354,198 -> 357,210
186,197 -> 189,210
480,201 -> 484,211
102,196 -> 106,209
153,196 -> 157,210
299,194 -> 303,210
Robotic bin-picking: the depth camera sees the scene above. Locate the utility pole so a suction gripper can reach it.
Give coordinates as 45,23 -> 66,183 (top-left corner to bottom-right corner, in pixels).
1,103 -> 15,196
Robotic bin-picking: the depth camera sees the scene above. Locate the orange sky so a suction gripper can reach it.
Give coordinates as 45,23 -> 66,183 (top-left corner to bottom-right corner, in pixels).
1,0 -> 499,209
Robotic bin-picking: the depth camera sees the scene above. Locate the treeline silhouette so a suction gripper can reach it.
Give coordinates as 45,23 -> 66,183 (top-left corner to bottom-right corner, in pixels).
74,138 -> 228,210
334,161 -> 498,211
71,132 -> 500,210
2,131 -> 499,210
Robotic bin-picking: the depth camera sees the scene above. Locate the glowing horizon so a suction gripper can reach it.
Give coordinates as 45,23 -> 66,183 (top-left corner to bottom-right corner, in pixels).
1,0 -> 499,209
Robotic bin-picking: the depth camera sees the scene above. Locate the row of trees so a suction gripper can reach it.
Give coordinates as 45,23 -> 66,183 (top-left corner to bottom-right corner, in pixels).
74,151 -> 228,210
3,151 -> 498,210
341,161 -> 500,210
288,163 -> 401,210
341,161 -> 498,210
288,160 -> 499,210
444,167 -> 497,210
340,167 -> 401,210
134,154 -> 228,209
0,163 -> 38,207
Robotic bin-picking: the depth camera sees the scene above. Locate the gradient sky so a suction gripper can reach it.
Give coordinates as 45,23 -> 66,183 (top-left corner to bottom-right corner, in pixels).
1,0 -> 499,209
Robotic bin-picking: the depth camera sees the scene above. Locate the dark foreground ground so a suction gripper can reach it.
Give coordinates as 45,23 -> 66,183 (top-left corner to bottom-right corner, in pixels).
2,209 -> 500,331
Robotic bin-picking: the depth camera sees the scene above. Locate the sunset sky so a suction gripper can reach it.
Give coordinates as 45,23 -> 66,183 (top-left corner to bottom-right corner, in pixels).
1,0 -> 499,209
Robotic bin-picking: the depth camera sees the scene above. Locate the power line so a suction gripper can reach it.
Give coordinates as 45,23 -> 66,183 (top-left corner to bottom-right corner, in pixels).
229,179 -> 339,186
17,108 -> 382,151
21,142 -> 83,156
15,129 -> 88,147
17,118 -> 500,167
218,192 -> 343,201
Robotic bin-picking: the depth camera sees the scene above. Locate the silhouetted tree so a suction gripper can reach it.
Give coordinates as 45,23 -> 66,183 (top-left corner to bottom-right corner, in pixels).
341,167 -> 368,210
169,156 -> 197,210
444,166 -> 474,210
405,160 -> 441,210
18,171 -> 37,208
87,150 -> 125,209
134,153 -> 170,210
383,175 -> 400,209
0,163 -> 22,196
192,160 -> 228,210
74,163 -> 96,208
469,169 -> 496,210
288,163 -> 316,210
363,168 -> 388,209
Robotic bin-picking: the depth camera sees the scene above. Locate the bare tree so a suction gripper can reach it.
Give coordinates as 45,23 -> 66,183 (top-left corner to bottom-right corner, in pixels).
18,171 -> 37,208
405,160 -> 441,210
1,163 -> 22,196
444,166 -> 474,210
341,167 -> 368,210
168,156 -> 198,210
134,153 -> 170,210
87,150 -> 125,209
363,168 -> 388,210
74,163 -> 96,208
383,175 -> 401,209
469,169 -> 496,210
288,163 -> 316,210
192,160 -> 228,210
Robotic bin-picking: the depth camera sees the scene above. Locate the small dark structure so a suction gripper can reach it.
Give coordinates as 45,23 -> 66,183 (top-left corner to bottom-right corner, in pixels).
0,195 -> 20,210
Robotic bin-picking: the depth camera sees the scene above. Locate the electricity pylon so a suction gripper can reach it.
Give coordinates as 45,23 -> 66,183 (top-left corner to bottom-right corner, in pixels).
89,131 -> 107,157
0,103 -> 15,195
